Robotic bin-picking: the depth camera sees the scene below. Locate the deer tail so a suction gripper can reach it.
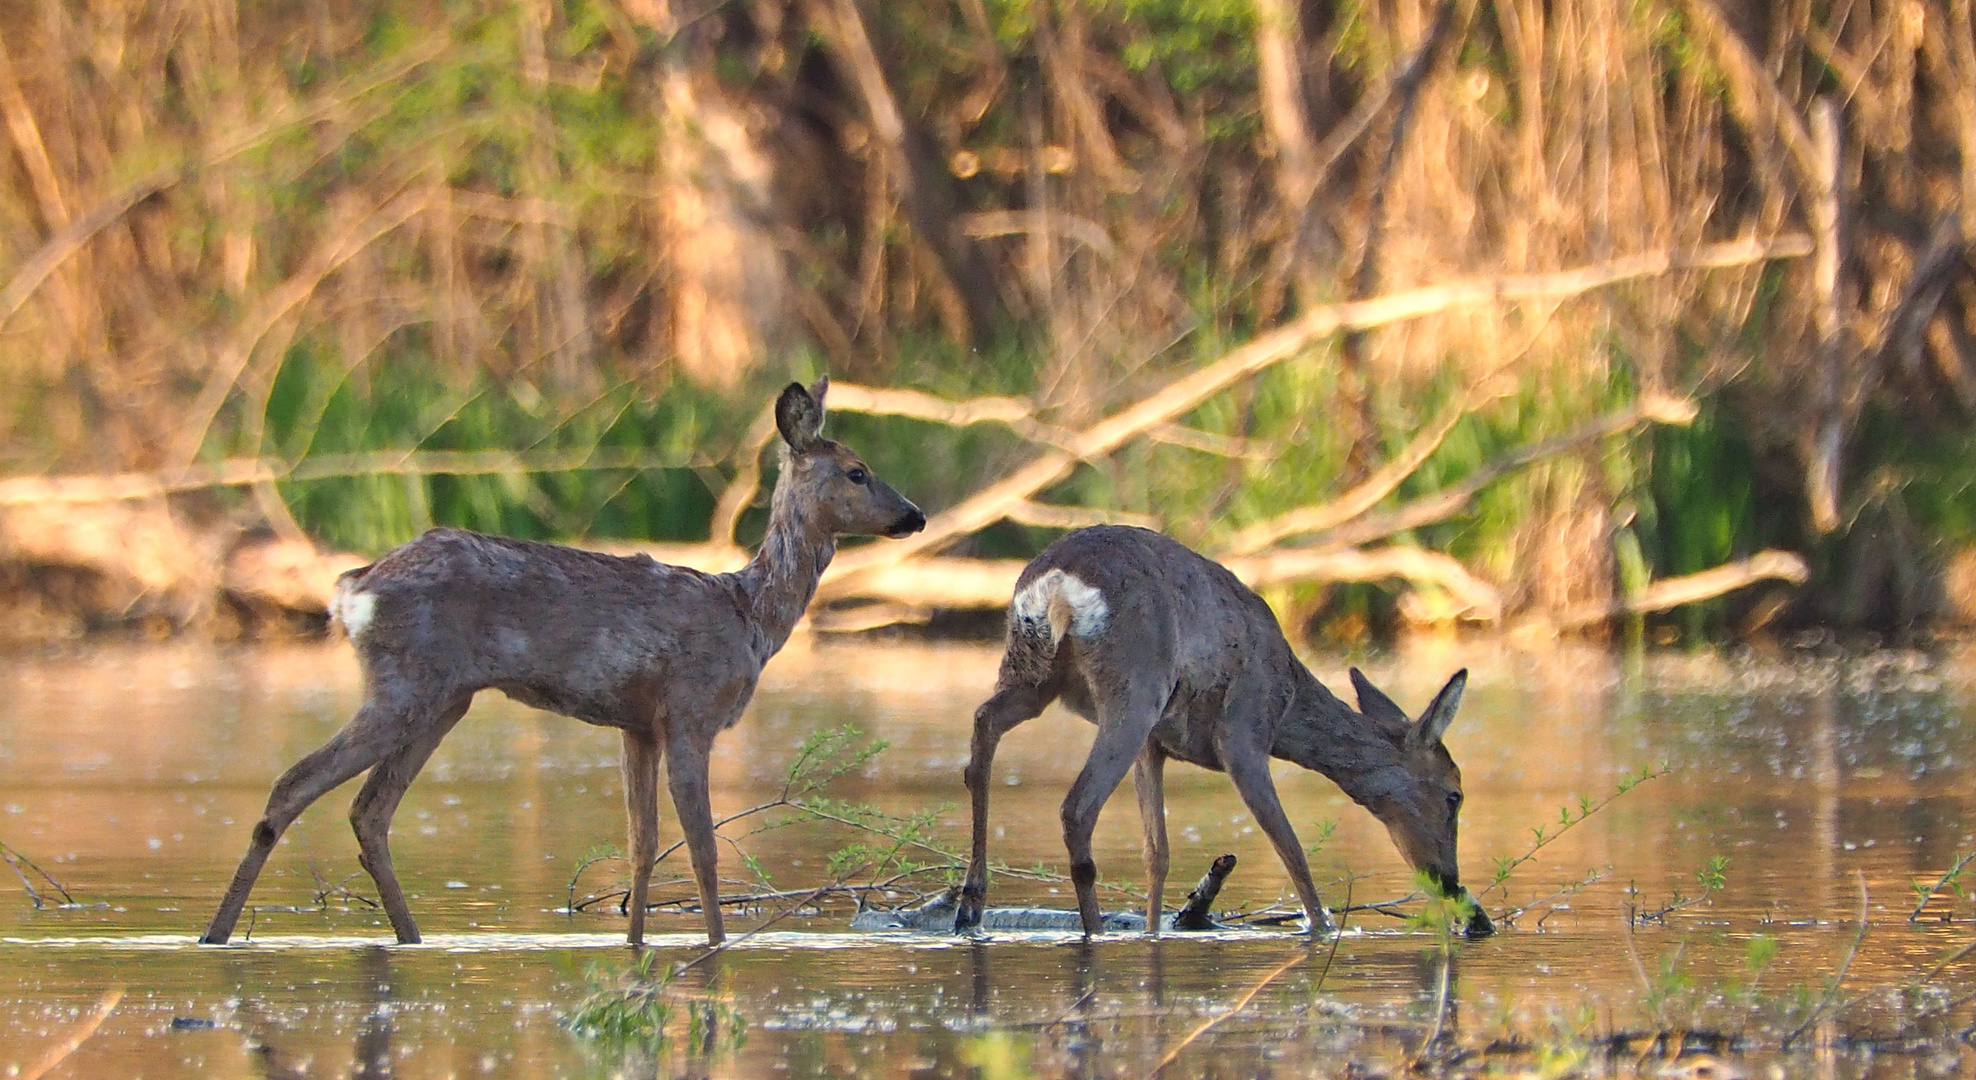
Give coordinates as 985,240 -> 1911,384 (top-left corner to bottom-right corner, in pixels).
1011,568 -> 1111,652
327,564 -> 376,640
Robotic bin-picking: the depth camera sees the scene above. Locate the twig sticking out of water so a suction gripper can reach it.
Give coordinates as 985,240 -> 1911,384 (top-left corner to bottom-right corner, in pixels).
1497,869 -> 1607,930
1626,854 -> 1729,924
20,987 -> 121,1080
1908,850 -> 1975,922
308,859 -> 378,911
565,724 -> 1141,923
1310,879 -> 1353,996
1781,870 -> 1871,1049
0,838 -> 75,909
669,857 -> 881,979
1478,762 -> 1670,904
1407,884 -> 1473,1068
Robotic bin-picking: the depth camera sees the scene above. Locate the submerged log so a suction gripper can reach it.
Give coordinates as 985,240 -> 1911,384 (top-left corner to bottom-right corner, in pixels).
851,854 -> 1239,933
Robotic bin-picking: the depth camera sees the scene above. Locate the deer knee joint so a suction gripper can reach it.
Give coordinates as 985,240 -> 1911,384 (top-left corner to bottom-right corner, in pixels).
1070,860 -> 1097,892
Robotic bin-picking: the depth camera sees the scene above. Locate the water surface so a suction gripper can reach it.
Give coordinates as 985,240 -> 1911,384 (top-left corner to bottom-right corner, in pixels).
1,638 -> 1972,1077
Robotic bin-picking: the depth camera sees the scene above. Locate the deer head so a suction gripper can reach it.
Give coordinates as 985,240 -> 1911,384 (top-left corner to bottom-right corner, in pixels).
1346,668 -> 1491,933
774,377 -> 926,539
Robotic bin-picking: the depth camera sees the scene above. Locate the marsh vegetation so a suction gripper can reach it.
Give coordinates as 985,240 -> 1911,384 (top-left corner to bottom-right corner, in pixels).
1,0 -> 1974,646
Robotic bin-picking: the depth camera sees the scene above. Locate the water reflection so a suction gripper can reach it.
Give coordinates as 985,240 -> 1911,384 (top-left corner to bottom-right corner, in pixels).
235,947 -> 396,1079
0,639 -> 1971,1077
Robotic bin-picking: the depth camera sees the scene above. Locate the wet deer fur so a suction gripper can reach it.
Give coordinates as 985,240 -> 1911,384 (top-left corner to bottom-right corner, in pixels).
200,378 -> 925,947
956,526 -> 1491,938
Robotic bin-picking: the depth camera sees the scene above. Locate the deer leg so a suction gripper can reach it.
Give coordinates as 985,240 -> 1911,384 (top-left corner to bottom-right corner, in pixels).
957,684 -> 1049,932
1061,692 -> 1162,937
1133,744 -> 1169,935
348,696 -> 471,944
1221,729 -> 1333,936
202,698 -> 417,944
621,728 -> 662,946
666,733 -> 725,945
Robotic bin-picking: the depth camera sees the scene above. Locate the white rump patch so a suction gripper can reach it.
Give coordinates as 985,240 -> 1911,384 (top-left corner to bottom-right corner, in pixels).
332,584 -> 377,640
1012,569 -> 1109,645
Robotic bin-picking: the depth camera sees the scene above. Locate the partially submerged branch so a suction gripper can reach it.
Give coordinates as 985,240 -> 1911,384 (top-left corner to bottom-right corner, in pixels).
1,838 -> 76,909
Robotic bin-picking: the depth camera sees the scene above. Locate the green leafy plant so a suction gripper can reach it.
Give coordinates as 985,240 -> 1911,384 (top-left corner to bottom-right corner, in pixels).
565,949 -> 746,1052
1909,850 -> 1976,921
1627,853 -> 1729,924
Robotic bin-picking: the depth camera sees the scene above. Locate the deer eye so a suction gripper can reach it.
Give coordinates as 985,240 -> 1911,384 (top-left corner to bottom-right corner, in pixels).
846,466 -> 869,485
1446,791 -> 1463,811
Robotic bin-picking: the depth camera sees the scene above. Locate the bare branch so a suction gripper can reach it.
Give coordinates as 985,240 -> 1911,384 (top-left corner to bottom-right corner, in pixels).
0,43 -> 447,334
1294,393 -> 1698,552
0,446 -> 716,507
1225,545 -> 1504,622
1224,389 -> 1480,556
1518,550 -> 1811,636
1676,0 -> 1823,192
818,235 -> 1808,597
171,188 -> 434,467
1004,501 -> 1159,531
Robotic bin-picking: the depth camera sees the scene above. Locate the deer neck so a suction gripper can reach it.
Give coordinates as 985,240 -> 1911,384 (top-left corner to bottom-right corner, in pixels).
1273,665 -> 1409,806
735,465 -> 835,656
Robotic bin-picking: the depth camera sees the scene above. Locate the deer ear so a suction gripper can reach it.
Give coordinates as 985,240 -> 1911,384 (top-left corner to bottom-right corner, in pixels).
807,374 -> 830,414
1350,668 -> 1411,726
776,380 -> 824,451
1410,668 -> 1468,749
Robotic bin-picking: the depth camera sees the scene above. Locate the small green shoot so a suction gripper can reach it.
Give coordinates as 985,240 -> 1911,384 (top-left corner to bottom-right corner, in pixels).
1628,854 -> 1729,924
1304,817 -> 1338,857
1480,762 -> 1670,905
1908,850 -> 1975,921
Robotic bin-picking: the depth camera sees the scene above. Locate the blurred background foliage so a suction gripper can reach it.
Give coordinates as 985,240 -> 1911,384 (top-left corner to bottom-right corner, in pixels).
1,0 -> 1975,642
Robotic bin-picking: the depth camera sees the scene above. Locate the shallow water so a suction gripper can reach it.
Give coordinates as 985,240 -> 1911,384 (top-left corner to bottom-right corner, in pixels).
1,637 -> 1972,1078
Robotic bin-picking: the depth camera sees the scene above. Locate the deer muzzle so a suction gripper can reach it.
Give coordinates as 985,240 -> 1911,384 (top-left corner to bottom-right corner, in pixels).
884,507 -> 927,538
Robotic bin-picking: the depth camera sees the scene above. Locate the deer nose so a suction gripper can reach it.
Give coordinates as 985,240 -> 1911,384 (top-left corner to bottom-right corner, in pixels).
886,507 -> 927,538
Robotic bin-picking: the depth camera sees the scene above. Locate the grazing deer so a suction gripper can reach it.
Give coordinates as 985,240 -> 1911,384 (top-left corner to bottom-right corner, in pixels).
200,378 -> 924,947
955,526 -> 1492,938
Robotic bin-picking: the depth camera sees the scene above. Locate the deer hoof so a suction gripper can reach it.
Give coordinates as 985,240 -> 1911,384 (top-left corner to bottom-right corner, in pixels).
953,890 -> 985,933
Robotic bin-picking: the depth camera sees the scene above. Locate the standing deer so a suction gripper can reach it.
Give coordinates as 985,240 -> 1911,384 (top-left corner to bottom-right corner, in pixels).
955,526 -> 1492,938
200,378 -> 924,947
